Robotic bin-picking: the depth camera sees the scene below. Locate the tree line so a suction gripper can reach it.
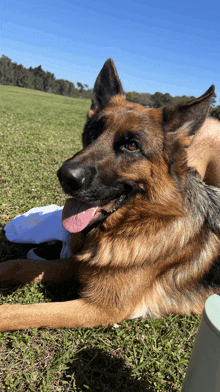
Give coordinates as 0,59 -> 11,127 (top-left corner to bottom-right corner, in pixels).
0,54 -> 219,119
126,90 -> 220,119
0,55 -> 93,99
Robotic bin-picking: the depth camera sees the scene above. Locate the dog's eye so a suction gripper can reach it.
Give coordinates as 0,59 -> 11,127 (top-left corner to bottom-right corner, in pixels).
125,141 -> 139,151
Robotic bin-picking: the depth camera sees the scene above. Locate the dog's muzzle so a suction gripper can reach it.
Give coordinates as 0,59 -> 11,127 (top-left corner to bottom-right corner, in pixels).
57,163 -> 95,195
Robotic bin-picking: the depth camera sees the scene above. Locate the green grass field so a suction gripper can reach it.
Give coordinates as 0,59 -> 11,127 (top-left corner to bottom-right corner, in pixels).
0,85 -> 200,391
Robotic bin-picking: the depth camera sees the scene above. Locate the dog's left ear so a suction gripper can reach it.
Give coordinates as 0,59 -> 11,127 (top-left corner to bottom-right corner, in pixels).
163,85 -> 215,177
163,85 -> 215,141
91,58 -> 123,110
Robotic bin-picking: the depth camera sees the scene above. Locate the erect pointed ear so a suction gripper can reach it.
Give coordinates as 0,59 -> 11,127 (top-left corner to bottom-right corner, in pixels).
163,85 -> 215,178
163,85 -> 215,138
91,58 -> 123,110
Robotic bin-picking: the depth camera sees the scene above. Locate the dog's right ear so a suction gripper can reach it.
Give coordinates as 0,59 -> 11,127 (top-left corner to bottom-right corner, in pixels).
90,58 -> 123,112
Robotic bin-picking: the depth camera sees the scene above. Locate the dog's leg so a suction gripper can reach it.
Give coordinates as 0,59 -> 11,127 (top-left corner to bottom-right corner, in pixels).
0,258 -> 78,285
0,298 -> 123,331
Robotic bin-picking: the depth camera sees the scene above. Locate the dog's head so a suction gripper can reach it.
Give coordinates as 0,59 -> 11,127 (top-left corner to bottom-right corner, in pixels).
57,59 -> 214,233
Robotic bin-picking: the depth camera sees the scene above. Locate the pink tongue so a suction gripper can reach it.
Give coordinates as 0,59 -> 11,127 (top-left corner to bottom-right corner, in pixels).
62,198 -> 100,233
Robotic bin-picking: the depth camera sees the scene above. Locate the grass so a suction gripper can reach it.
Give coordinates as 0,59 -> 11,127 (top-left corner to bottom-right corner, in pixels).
0,85 -> 200,391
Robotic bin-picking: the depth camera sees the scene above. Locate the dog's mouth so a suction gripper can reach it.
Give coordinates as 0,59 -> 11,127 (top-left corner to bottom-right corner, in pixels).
62,194 -> 128,233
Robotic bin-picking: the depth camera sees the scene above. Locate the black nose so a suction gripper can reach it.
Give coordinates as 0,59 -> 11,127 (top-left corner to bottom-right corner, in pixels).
57,164 -> 87,192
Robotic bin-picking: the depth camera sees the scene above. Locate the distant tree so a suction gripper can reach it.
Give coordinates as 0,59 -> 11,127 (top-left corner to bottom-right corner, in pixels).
27,67 -> 35,89
43,71 -> 56,93
150,92 -> 174,108
210,106 -> 220,120
138,93 -> 152,107
126,91 -> 139,103
66,81 -> 73,97
210,92 -> 217,108
81,88 -> 93,99
77,82 -> 84,93
14,64 -> 29,88
55,79 -> 68,96
150,92 -> 164,108
34,76 -> 43,90
123,88 -> 200,109
33,65 -> 45,90
162,93 -> 173,106
172,95 -> 196,105
0,55 -> 13,85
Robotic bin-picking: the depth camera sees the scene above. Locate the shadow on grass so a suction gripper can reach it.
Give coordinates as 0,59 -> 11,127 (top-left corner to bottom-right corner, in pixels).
0,231 -> 81,301
61,346 -> 154,392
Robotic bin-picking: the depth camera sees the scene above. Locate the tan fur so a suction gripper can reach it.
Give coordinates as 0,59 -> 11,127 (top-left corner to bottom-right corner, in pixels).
188,118 -> 220,186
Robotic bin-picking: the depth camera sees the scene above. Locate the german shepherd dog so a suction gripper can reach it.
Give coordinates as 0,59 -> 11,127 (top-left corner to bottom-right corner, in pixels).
1,59 -> 220,331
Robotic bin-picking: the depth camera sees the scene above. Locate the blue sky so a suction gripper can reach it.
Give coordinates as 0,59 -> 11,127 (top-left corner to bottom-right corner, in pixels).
1,0 -> 220,101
